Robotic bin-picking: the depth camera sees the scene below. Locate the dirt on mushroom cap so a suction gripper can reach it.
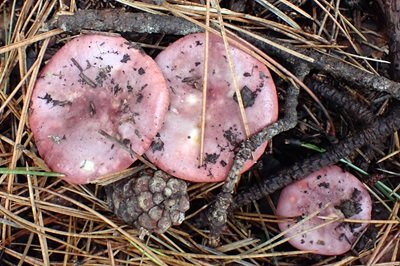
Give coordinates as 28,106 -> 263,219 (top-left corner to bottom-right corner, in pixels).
276,165 -> 372,256
145,33 -> 279,182
29,34 -> 169,184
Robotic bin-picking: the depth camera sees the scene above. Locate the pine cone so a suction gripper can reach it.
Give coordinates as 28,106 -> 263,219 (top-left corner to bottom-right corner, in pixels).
105,170 -> 190,234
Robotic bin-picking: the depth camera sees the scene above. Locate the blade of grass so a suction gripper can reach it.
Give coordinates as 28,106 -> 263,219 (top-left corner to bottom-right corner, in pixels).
0,168 -> 64,177
375,181 -> 400,201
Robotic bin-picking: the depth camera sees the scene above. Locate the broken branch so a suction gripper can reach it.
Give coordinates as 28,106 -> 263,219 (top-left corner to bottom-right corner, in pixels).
50,9 -> 201,35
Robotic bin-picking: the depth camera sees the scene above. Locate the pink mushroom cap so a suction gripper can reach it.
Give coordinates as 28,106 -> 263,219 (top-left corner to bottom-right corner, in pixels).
276,165 -> 372,255
29,34 -> 169,184
145,33 -> 279,182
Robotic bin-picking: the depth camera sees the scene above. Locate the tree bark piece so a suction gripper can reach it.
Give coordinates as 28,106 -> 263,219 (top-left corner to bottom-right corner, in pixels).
53,9 -> 202,35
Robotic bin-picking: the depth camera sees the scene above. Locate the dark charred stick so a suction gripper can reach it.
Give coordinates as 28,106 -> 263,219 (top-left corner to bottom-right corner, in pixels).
207,83 -> 299,246
306,75 -> 376,125
238,33 -> 400,100
377,0 -> 400,81
232,103 -> 400,210
51,9 -> 202,35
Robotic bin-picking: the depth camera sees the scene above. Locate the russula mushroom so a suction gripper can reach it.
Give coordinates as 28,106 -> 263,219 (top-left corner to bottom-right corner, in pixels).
29,34 -> 169,184
276,165 -> 372,255
145,33 -> 279,182
105,169 -> 189,234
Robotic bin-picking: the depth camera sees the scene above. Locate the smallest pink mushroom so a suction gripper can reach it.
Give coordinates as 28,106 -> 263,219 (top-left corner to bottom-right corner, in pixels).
276,165 -> 372,255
